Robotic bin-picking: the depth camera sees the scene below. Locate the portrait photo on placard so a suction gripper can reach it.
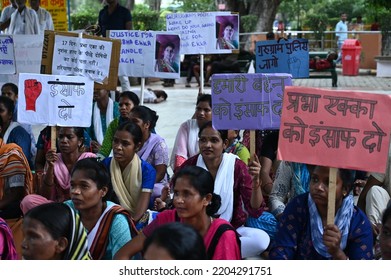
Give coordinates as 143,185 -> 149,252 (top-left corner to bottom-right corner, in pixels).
215,15 -> 239,50
154,34 -> 180,73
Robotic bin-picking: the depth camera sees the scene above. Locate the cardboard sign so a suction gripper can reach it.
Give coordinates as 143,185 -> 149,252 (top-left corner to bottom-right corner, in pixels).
52,35 -> 112,84
17,73 -> 93,127
41,30 -> 120,90
0,35 -> 16,74
211,73 -> 292,130
166,12 -> 239,54
109,30 -> 180,79
278,86 -> 391,173
255,39 -> 309,78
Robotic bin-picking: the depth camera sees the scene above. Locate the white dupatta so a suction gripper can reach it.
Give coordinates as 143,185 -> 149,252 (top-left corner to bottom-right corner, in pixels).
196,153 -> 237,222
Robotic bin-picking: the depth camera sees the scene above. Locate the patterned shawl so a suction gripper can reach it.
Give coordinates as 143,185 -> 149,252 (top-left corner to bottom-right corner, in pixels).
0,138 -> 33,200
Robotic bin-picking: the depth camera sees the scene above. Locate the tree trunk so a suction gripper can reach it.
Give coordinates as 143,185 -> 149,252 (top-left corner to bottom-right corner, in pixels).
147,0 -> 162,11
226,0 -> 281,51
125,0 -> 135,11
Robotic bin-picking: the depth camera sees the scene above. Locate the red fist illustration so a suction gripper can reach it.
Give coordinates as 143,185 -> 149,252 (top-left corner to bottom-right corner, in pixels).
24,79 -> 42,111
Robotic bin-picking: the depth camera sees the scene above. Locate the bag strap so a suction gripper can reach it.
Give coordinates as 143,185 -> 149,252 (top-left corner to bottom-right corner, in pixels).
207,223 -> 241,259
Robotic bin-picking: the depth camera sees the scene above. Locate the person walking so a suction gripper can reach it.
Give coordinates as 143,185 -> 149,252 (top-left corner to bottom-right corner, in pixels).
335,13 -> 348,64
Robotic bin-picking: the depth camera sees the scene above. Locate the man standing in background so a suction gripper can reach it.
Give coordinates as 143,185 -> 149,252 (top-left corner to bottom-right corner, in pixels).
335,12 -> 348,64
7,0 -> 40,34
98,0 -> 132,92
0,0 -> 17,33
29,0 -> 54,33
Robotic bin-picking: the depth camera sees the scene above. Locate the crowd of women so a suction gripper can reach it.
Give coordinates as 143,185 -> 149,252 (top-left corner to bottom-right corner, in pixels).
1,83 -> 391,260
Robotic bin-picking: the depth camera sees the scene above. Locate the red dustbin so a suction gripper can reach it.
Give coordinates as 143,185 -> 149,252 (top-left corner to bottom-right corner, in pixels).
342,39 -> 361,76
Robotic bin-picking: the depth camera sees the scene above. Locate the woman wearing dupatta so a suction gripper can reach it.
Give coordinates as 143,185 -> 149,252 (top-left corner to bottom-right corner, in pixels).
269,166 -> 373,260
129,106 -> 168,201
0,118 -> 33,219
178,121 -> 272,259
102,121 -> 156,231
0,217 -> 18,260
170,94 -> 212,173
22,202 -> 90,260
20,127 -> 95,214
64,158 -> 136,260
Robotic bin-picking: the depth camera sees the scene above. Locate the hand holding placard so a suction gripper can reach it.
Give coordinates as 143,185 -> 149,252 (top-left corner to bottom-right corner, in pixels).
24,79 -> 42,111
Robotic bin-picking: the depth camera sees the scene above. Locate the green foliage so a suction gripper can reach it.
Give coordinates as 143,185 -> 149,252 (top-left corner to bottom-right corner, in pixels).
181,0 -> 215,12
241,15 -> 258,33
70,5 -> 99,30
132,5 -> 162,31
305,14 -> 329,39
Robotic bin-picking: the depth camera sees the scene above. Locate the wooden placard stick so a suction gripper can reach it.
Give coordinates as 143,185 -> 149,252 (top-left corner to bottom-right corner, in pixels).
326,167 -> 338,225
250,130 -> 256,161
51,126 -> 56,152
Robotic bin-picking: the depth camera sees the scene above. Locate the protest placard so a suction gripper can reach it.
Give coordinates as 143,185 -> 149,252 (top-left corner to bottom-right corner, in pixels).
13,34 -> 44,74
211,73 -> 292,130
277,86 -> 391,173
52,35 -> 112,84
166,12 -> 239,54
0,35 -> 16,74
17,73 -> 93,127
255,38 -> 309,78
109,30 -> 180,79
41,31 -> 120,90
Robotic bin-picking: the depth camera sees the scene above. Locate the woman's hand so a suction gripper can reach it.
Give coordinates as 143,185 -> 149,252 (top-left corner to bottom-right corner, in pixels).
45,150 -> 58,167
323,224 -> 347,259
248,153 -> 261,188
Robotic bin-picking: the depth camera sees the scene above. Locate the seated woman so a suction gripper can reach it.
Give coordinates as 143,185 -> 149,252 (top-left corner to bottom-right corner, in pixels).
114,165 -> 241,260
0,217 -> 18,260
269,165 -> 374,260
143,222 -> 207,260
20,127 -> 96,213
34,126 -> 92,172
379,203 -> 391,260
179,121 -> 273,258
224,129 -> 250,165
101,121 -> 156,229
0,117 -> 33,220
98,91 -> 140,159
0,96 -> 33,169
268,161 -> 311,220
129,106 -> 169,200
22,202 -> 90,260
65,158 -> 136,260
170,94 -> 212,173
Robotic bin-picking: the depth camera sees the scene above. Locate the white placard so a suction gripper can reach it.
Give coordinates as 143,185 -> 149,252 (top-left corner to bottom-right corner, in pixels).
0,35 -> 16,74
52,35 -> 112,84
17,73 -> 93,127
109,30 -> 180,79
13,34 -> 44,73
166,12 -> 239,54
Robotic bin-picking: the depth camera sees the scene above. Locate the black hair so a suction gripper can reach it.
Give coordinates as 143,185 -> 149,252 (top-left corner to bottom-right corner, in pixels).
130,105 -> 159,132
196,94 -> 212,107
198,121 -> 224,142
119,91 -> 140,107
165,42 -> 175,50
1,83 -> 18,96
224,22 -> 234,29
266,31 -> 275,40
143,222 -> 207,260
57,126 -> 85,149
115,120 -> 143,146
382,205 -> 391,225
71,157 -> 112,201
0,95 -> 15,117
338,168 -> 356,193
25,202 -> 72,248
172,165 -> 221,217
